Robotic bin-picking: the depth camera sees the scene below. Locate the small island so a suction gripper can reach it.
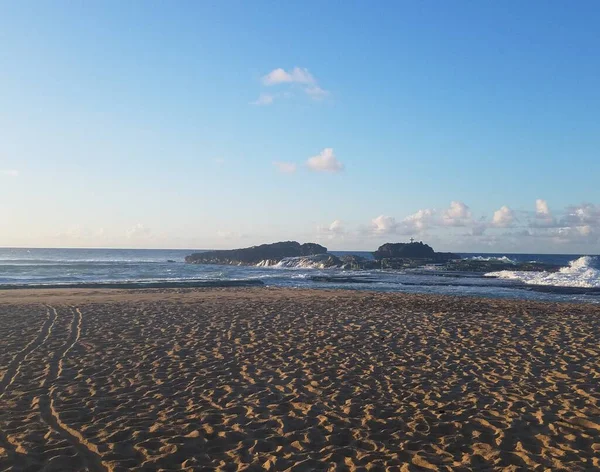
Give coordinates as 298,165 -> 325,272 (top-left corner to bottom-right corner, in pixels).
185,241 -> 328,266
186,240 -> 563,273
185,240 -> 460,270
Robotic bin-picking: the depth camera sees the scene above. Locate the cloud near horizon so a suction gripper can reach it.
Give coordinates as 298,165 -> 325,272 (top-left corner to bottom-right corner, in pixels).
531,199 -> 556,227
492,206 -> 516,227
318,219 -> 345,239
362,200 -> 600,248
371,215 -> 397,234
442,201 -> 472,227
126,223 -> 152,239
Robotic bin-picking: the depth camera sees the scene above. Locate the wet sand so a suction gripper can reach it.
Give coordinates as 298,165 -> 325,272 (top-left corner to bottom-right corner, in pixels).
0,287 -> 599,471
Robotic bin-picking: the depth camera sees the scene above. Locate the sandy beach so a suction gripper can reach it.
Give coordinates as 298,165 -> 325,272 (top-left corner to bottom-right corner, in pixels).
0,287 -> 599,471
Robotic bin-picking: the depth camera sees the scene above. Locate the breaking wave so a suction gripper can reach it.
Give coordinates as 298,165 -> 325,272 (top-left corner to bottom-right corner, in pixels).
468,256 -> 517,264
256,254 -> 339,269
485,256 -> 600,288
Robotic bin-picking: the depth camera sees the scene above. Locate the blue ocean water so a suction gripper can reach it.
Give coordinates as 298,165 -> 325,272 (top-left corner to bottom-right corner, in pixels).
0,248 -> 599,304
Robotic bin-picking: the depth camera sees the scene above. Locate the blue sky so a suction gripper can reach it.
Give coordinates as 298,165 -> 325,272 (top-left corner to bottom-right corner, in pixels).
1,1 -> 599,252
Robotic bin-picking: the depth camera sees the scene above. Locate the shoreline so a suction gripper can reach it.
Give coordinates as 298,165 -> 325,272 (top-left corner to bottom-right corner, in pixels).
0,285 -> 598,309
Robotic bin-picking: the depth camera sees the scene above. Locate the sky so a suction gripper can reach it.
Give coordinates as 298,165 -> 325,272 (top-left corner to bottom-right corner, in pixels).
1,1 -> 600,253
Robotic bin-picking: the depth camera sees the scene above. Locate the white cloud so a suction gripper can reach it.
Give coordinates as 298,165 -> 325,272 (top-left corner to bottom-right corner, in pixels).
306,148 -> 343,173
250,93 -> 275,106
402,208 -> 436,233
442,201 -> 472,227
305,85 -> 329,99
262,67 -> 316,86
553,225 -> 598,244
562,203 -> 600,226
1,169 -> 19,177
318,219 -> 345,239
492,206 -> 515,227
536,199 -> 550,216
273,161 -> 297,174
126,223 -> 151,239
258,67 -> 328,101
371,215 -> 397,234
531,198 -> 556,227
549,203 -> 600,244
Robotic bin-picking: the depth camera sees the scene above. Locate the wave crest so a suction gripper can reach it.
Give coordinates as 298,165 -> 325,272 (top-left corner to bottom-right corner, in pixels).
468,256 -> 516,264
485,256 -> 600,288
257,254 -> 340,269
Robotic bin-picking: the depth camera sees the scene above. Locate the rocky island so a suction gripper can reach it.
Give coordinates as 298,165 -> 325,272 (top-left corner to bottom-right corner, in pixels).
185,241 -> 328,266
185,240 -> 460,270
185,240 -> 564,273
373,241 -> 459,269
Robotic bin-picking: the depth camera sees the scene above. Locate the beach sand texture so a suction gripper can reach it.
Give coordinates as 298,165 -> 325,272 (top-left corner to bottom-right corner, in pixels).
0,288 -> 599,471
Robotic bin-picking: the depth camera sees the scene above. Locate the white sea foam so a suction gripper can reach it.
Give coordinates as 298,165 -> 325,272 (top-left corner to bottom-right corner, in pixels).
485,256 -> 600,288
257,255 -> 338,270
468,256 -> 517,264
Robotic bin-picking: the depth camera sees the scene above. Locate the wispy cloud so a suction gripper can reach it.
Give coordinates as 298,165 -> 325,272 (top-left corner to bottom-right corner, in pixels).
250,93 -> 275,106
126,223 -> 152,239
1,169 -> 19,177
318,219 -> 345,239
306,148 -> 343,173
262,67 -> 316,86
305,85 -> 330,100
273,161 -> 297,174
256,67 -> 329,102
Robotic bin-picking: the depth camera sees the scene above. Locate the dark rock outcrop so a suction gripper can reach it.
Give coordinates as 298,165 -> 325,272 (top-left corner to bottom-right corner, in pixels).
373,242 -> 436,260
338,255 -> 379,270
185,241 -> 328,266
373,242 -> 460,268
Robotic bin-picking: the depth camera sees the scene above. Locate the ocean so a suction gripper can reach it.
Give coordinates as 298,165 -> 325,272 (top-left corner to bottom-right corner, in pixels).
1,248 -> 599,304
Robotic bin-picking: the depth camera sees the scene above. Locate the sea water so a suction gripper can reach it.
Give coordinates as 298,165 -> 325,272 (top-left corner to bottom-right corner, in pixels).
0,248 -> 598,304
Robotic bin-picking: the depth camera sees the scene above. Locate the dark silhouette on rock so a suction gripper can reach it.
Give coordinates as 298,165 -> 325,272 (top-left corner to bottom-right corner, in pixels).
185,241 -> 328,266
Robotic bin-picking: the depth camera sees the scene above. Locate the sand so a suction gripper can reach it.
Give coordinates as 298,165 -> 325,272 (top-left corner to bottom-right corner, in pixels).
0,287 -> 599,471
